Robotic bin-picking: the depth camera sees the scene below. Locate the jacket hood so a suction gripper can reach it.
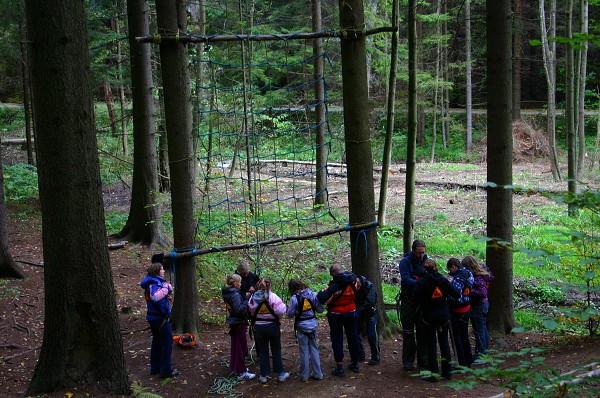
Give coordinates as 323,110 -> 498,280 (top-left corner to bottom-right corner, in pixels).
332,271 -> 356,285
140,274 -> 164,289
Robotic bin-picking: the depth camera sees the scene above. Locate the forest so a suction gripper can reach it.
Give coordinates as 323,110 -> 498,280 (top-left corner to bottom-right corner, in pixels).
0,0 -> 599,397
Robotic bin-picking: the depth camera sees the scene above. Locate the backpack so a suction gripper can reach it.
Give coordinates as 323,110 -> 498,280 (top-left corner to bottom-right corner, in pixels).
293,292 -> 316,337
448,268 -> 473,307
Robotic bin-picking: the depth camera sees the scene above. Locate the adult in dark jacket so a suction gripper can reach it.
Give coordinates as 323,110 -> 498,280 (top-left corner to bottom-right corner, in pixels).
398,239 -> 428,371
355,275 -> 380,365
462,256 -> 495,359
317,264 -> 361,377
446,258 -> 474,367
222,273 -> 255,381
235,260 -> 259,298
140,262 -> 178,378
413,259 -> 460,380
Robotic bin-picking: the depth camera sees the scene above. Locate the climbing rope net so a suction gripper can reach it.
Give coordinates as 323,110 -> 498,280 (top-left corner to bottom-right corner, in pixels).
191,33 -> 347,263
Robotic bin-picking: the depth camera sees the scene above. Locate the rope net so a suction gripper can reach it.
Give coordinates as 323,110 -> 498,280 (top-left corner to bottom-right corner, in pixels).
192,35 -> 345,258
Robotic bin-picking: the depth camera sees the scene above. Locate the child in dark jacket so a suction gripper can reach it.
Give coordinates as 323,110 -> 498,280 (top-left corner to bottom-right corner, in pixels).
140,262 -> 178,378
355,275 -> 380,365
413,259 -> 460,380
446,258 -> 475,367
222,274 -> 255,381
286,278 -> 324,382
462,256 -> 495,360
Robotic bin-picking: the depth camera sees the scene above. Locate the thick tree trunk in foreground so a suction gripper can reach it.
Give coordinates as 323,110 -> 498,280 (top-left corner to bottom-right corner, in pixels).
486,0 -> 516,335
25,1 -> 129,394
338,0 -> 383,322
155,0 -> 199,334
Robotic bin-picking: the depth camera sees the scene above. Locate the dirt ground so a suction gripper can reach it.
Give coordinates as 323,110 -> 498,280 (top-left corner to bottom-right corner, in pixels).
1,160 -> 600,398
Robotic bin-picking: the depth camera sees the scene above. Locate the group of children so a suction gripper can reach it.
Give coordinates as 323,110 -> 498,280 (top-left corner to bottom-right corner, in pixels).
141,246 -> 492,383
400,239 -> 495,381
221,262 -> 380,383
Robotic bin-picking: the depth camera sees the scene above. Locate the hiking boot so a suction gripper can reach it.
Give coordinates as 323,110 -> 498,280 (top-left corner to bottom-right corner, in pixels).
331,367 -> 345,377
348,362 -> 360,373
310,373 -> 324,380
278,372 -> 289,382
160,369 -> 180,379
368,358 -> 380,365
237,371 -> 255,381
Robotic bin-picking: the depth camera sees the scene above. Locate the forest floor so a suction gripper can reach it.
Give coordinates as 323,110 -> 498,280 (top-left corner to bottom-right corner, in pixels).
1,158 -> 600,398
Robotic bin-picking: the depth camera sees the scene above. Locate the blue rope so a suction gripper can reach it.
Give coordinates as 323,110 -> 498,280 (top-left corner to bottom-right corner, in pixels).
350,221 -> 378,257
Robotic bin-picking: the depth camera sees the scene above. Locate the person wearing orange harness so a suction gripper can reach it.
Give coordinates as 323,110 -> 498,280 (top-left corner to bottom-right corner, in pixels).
413,259 -> 460,381
317,264 -> 361,377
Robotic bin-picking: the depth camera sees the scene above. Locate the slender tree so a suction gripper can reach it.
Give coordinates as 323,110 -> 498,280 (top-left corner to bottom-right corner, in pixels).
403,0 -> 417,253
155,0 -> 200,334
486,0 -> 516,334
24,0 -> 129,393
512,0 -> 522,121
338,0 -> 383,323
565,0 -> 577,215
465,0 -> 473,152
117,0 -> 164,246
540,0 -> 562,181
313,0 -> 327,206
377,0 -> 399,226
576,0 -> 589,175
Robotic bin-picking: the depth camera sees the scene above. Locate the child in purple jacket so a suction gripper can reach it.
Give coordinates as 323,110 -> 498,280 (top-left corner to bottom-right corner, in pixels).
462,256 -> 495,361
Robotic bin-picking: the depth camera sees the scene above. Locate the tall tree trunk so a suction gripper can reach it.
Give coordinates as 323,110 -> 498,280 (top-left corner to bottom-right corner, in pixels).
442,0 -> 449,149
114,7 -> 129,157
465,0 -> 473,152
486,0 -> 516,335
403,0 -> 417,253
155,0 -> 199,334
512,0 -> 522,121
313,0 -> 327,206
429,0 -> 442,163
377,0 -> 399,226
338,0 -> 382,322
0,144 -> 25,279
540,0 -> 561,181
25,0 -> 129,393
19,20 -> 35,166
565,0 -> 577,215
118,0 -> 164,246
576,0 -> 588,175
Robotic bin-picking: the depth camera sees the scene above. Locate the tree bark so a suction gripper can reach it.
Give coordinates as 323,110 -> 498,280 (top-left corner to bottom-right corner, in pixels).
117,0 -> 164,247
403,0 -> 417,253
338,0 -> 382,322
24,0 -> 129,394
486,0 -> 516,335
313,0 -> 327,207
155,0 -> 200,334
